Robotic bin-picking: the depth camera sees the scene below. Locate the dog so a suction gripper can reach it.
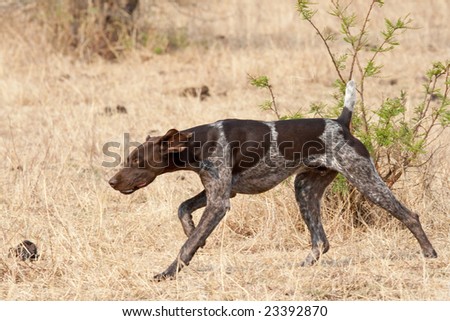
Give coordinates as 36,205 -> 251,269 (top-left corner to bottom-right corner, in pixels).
109,80 -> 437,280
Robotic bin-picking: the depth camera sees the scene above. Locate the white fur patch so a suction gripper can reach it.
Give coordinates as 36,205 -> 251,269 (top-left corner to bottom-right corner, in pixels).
344,80 -> 356,112
264,121 -> 279,158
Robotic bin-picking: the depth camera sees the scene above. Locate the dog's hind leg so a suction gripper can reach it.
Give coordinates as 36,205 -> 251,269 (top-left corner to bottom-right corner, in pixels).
334,150 -> 437,258
295,169 -> 338,266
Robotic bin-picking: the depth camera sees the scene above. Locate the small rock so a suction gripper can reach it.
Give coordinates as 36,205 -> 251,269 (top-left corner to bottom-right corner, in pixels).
181,85 -> 210,101
9,240 -> 39,261
104,106 -> 113,115
116,105 -> 128,114
389,79 -> 398,86
103,105 -> 128,115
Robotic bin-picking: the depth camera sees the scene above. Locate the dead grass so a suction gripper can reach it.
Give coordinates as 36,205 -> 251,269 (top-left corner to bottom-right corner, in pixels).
0,0 -> 449,300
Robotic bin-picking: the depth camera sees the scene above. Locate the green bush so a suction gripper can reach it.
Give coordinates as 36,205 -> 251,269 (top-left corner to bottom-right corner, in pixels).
251,0 -> 450,222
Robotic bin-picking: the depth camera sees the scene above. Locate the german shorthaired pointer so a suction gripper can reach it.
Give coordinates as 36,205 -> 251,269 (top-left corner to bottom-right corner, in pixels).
109,81 -> 437,280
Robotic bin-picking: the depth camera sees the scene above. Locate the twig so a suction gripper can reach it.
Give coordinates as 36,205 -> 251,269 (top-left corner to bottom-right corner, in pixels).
299,7 -> 345,84
247,73 -> 281,119
267,83 -> 281,119
349,0 -> 378,80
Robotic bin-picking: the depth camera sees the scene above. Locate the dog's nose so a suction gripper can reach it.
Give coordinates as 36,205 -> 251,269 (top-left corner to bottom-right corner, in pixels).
109,177 -> 118,188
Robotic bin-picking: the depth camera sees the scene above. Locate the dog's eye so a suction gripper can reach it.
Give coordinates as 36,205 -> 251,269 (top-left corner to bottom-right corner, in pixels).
133,159 -> 139,165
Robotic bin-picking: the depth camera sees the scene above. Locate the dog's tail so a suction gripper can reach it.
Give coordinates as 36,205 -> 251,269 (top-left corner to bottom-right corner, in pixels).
337,80 -> 356,128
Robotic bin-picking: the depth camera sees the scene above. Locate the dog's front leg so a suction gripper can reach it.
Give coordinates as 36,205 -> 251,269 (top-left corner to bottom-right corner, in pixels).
154,165 -> 232,280
178,190 -> 207,237
154,200 -> 228,280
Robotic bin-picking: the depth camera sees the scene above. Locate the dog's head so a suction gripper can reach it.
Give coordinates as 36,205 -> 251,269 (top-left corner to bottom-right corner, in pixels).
108,129 -> 192,194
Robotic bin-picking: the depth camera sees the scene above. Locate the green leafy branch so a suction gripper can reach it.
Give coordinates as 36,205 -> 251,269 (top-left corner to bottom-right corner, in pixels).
248,74 -> 304,120
248,74 -> 282,119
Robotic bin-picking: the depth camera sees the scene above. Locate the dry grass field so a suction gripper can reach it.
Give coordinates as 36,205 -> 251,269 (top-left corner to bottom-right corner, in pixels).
0,0 -> 449,300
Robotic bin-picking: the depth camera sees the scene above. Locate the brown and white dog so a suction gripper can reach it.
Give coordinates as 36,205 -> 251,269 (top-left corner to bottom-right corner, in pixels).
109,81 -> 437,280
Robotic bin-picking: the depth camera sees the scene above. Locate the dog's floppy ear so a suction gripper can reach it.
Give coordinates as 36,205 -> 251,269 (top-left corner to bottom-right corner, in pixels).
158,128 -> 193,154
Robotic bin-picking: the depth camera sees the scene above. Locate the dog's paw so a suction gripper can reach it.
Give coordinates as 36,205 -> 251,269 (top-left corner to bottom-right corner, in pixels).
300,260 -> 314,267
300,253 -> 318,267
424,249 -> 438,258
153,272 -> 176,282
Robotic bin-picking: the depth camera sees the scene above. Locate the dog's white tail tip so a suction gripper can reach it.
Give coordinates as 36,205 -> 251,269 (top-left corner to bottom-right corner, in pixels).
344,80 -> 356,112
337,80 -> 357,128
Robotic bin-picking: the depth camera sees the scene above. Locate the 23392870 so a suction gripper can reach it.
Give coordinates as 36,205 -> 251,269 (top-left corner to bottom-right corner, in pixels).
263,305 -> 327,317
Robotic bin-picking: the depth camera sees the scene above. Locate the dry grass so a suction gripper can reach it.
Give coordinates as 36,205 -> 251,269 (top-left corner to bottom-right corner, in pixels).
0,0 -> 449,300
